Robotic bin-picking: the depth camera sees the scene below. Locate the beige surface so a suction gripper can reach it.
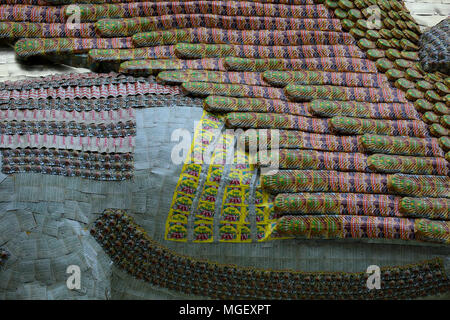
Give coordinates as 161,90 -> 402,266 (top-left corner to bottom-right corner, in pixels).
405,0 -> 449,29
0,46 -> 89,82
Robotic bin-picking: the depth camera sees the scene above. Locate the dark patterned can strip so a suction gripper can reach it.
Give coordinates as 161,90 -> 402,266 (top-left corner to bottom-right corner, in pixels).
1,149 -> 134,180
0,72 -> 146,91
0,120 -> 136,137
2,148 -> 133,163
132,27 -> 347,47
91,209 -> 450,299
72,1 -> 333,22
203,96 -> 313,116
0,82 -> 180,100
0,94 -> 203,111
0,134 -> 135,153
